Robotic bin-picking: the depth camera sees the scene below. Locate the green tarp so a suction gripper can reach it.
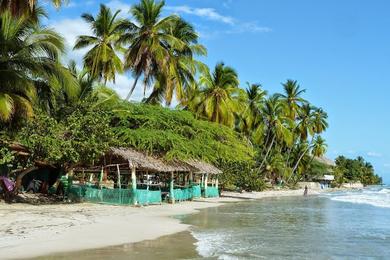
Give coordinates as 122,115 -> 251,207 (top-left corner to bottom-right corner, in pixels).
205,187 -> 219,198
69,185 -> 162,205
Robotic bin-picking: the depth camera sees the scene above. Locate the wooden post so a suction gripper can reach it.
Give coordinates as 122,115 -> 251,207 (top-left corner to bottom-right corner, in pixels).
146,170 -> 149,191
129,160 -> 137,205
216,177 -> 219,189
189,172 -> 193,185
201,174 -> 204,188
170,172 -> 175,204
116,164 -> 121,189
204,173 -> 208,198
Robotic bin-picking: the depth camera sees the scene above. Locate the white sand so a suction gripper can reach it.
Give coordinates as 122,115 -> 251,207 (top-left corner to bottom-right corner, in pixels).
0,188 -> 315,259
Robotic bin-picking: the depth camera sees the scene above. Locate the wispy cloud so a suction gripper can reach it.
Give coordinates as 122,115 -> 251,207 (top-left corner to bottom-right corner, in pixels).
367,152 -> 383,158
226,22 -> 272,34
166,5 -> 271,35
384,163 -> 390,168
166,5 -> 235,25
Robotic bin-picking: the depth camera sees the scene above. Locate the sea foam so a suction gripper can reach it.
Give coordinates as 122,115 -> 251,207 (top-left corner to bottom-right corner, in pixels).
330,187 -> 390,208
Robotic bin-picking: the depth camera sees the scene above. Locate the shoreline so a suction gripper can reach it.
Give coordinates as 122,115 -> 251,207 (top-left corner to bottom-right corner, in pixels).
1,188 -> 330,259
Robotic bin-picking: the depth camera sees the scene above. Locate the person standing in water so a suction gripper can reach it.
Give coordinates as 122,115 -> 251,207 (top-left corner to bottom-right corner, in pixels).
303,185 -> 308,196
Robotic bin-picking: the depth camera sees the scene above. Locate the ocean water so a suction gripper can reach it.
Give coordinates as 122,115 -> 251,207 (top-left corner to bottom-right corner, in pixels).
182,186 -> 390,259
41,187 -> 390,259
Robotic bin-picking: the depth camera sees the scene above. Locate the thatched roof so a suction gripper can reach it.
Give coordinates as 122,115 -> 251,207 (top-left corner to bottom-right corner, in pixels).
110,148 -> 193,172
185,159 -> 222,175
315,156 -> 336,167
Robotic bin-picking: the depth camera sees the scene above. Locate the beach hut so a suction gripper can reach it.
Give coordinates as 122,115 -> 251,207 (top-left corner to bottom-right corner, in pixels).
71,148 -> 196,205
185,160 -> 222,198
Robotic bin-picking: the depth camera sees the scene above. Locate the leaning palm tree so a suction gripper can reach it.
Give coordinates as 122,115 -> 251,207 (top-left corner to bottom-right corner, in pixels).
194,62 -> 239,126
0,0 -> 65,17
237,83 -> 267,136
277,79 -> 306,120
74,4 -> 124,85
146,18 -> 207,105
119,0 -> 184,100
0,11 -> 77,122
258,95 -> 293,170
312,107 -> 328,134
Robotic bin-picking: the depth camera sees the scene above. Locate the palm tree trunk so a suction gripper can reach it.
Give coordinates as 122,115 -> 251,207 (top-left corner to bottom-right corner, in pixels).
259,135 -> 276,171
126,74 -> 140,101
288,146 -> 310,183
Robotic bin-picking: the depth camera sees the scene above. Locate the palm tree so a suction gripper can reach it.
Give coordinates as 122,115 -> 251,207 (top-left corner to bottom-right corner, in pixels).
118,0 -> 184,100
312,108 -> 328,134
0,0 -> 65,17
146,18 -> 207,105
278,79 -> 306,120
0,11 -> 77,122
259,95 -> 293,170
237,83 -> 267,136
74,4 -> 124,85
311,135 -> 327,158
194,62 -> 239,126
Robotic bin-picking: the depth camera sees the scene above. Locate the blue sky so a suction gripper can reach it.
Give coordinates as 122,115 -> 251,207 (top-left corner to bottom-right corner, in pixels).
45,0 -> 390,183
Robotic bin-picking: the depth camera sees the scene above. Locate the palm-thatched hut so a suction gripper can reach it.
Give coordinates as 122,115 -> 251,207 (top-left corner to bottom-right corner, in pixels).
185,160 -> 222,198
71,147 -> 221,205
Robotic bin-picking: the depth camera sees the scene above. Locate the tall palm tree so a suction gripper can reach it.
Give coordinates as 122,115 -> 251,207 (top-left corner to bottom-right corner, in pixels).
146,18 -> 207,105
0,0 -> 65,17
259,95 -> 293,170
0,11 -> 77,122
194,62 -> 239,126
74,4 -> 124,85
312,107 -> 328,134
118,0 -> 184,100
278,79 -> 306,120
311,135 -> 327,158
237,83 -> 267,135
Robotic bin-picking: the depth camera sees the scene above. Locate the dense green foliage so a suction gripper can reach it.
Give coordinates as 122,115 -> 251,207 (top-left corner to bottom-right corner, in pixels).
334,156 -> 382,186
112,103 -> 253,163
0,0 -> 381,192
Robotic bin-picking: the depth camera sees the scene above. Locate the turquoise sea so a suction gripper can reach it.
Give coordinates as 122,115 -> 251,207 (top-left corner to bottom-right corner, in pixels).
42,186 -> 390,259
183,186 -> 390,259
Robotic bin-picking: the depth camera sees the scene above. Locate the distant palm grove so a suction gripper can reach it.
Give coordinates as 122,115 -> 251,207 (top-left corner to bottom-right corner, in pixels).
0,0 -> 381,190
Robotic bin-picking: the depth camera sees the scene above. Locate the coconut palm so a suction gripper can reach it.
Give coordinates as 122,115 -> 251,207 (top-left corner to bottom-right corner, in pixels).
259,95 -> 293,170
74,4 -> 124,85
0,0 -> 65,17
278,79 -> 306,120
311,135 -> 327,158
237,83 -> 267,135
194,62 -> 239,126
118,0 -> 184,100
148,18 -> 207,105
312,107 -> 328,134
0,11 -> 77,122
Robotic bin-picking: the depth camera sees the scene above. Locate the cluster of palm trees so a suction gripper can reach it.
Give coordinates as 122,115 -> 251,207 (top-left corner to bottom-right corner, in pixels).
0,0 -> 329,184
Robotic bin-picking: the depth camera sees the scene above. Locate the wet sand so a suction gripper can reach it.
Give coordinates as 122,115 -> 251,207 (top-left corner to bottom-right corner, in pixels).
35,231 -> 200,260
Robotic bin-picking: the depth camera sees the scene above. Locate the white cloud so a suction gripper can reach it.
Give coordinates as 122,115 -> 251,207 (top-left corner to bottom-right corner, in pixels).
166,5 -> 235,25
50,18 -> 92,64
384,163 -> 390,168
226,22 -> 272,34
367,152 -> 383,158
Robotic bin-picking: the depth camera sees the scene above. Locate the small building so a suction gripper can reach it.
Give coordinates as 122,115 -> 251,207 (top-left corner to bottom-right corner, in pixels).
315,174 -> 335,189
69,147 -> 221,205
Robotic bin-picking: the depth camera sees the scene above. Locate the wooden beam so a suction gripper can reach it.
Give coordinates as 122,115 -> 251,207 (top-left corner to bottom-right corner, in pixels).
204,173 -> 208,198
170,172 -> 175,204
116,164 -> 121,189
129,160 -> 137,205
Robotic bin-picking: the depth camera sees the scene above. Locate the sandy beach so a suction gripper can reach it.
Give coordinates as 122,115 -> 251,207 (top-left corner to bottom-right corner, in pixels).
0,188 -> 319,259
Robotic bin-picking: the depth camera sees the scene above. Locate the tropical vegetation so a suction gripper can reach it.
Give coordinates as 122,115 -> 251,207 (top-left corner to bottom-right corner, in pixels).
0,0 -> 381,193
